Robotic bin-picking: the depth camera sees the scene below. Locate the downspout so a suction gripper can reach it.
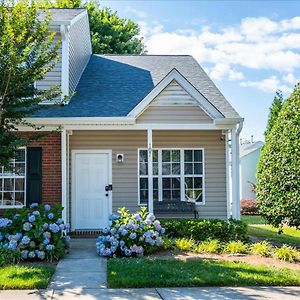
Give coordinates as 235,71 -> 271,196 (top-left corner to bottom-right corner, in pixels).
232,120 -> 244,220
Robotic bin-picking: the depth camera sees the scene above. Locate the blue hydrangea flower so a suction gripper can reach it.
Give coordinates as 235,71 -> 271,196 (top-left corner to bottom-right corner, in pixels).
133,213 -> 142,221
28,215 -> 36,223
124,248 -> 132,256
108,214 -> 119,221
36,250 -> 45,260
0,218 -> 12,228
43,232 -> 51,239
129,232 -> 137,240
160,227 -> 166,234
21,236 -> 30,245
32,210 -> 40,216
120,229 -> 128,236
20,250 -> 28,259
30,203 -> 38,209
44,204 -> 51,211
48,213 -> 54,220
59,224 -> 65,231
28,251 -> 36,258
42,223 -> 48,230
56,218 -> 63,225
23,222 -> 32,231
8,240 -> 17,251
119,240 -> 125,247
43,238 -> 50,245
49,223 -> 60,233
46,244 -> 54,251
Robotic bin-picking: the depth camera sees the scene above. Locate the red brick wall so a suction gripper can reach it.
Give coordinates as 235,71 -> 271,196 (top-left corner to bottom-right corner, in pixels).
0,132 -> 61,215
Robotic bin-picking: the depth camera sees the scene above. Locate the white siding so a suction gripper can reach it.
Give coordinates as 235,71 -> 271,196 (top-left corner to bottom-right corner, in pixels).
137,80 -> 213,124
68,14 -> 92,94
35,32 -> 62,92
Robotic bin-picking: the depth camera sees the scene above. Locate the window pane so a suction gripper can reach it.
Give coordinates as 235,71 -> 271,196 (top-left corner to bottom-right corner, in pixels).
140,178 -> 148,190
15,163 -> 25,176
153,178 -> 158,189
172,190 -> 181,201
172,163 -> 180,175
15,178 -> 24,191
15,192 -> 25,205
171,177 -> 180,189
162,150 -> 170,162
162,163 -> 171,175
194,163 -> 202,175
15,149 -> 25,162
172,150 -> 180,162
194,150 -> 202,162
153,150 -> 158,162
194,177 -> 203,189
3,164 -> 14,176
3,192 -> 14,206
153,162 -> 158,175
139,150 -> 148,163
162,178 -> 171,189
140,163 -> 148,175
140,190 -> 148,204
184,150 -> 192,162
163,190 -> 171,201
4,178 -> 14,191
153,190 -> 158,201
184,163 -> 193,175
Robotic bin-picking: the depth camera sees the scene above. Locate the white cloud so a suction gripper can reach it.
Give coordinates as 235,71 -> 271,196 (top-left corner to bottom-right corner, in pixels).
283,73 -> 298,85
143,15 -> 300,92
125,6 -> 146,19
240,76 -> 291,93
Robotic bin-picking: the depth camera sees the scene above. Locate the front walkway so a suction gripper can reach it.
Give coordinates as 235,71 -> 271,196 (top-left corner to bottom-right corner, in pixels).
0,239 -> 300,299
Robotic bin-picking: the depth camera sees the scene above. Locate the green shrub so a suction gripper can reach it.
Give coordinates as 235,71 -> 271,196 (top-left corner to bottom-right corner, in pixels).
225,241 -> 249,254
160,218 -> 248,243
0,249 -> 21,267
162,238 -> 175,251
251,241 -> 272,257
274,245 -> 299,262
175,238 -> 196,252
195,239 -> 221,254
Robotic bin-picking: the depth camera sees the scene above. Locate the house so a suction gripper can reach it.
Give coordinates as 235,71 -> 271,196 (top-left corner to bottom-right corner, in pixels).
1,9 -> 243,232
240,141 -> 264,200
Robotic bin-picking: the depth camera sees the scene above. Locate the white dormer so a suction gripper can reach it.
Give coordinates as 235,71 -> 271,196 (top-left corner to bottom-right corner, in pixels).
36,9 -> 92,104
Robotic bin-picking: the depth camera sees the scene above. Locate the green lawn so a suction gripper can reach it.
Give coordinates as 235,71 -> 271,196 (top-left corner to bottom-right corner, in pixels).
242,215 -> 300,246
107,258 -> 300,288
0,265 -> 55,290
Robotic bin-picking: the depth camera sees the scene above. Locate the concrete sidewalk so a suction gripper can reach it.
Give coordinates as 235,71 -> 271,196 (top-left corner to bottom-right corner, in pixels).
1,239 -> 300,299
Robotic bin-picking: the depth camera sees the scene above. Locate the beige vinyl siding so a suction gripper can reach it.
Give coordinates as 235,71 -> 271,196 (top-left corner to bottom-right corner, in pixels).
153,130 -> 226,219
35,33 -> 62,91
137,80 -> 213,124
137,106 -> 213,124
69,130 -> 227,221
68,14 -> 92,94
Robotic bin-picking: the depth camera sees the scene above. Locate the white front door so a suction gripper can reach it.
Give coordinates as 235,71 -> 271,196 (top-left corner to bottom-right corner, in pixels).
72,150 -> 112,230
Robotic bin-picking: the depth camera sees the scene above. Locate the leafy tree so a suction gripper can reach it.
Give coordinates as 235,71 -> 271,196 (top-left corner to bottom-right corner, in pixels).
41,0 -> 146,54
256,84 -> 300,229
265,90 -> 284,137
0,0 -> 60,168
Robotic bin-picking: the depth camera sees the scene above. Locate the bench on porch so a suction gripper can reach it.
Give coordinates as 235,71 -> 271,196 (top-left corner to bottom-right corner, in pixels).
154,201 -> 198,219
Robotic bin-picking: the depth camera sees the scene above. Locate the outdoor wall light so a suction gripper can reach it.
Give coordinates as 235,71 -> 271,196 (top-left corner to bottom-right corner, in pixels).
116,153 -> 124,163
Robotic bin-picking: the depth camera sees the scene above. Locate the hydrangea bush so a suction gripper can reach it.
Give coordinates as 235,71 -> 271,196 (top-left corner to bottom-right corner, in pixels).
96,207 -> 165,257
0,203 -> 70,262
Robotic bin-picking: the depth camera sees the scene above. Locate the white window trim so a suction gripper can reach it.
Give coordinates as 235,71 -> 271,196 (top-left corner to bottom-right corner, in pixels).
137,148 -> 205,206
0,147 -> 27,209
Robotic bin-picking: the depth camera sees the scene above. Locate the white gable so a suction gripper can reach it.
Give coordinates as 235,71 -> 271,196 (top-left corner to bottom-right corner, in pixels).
152,80 -> 199,106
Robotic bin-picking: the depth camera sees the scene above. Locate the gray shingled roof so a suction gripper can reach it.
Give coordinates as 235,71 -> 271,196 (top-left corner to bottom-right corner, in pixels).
38,8 -> 85,24
33,54 -> 240,118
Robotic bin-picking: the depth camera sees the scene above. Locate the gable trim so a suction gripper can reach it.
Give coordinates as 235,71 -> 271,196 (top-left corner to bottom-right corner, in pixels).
128,68 -> 224,119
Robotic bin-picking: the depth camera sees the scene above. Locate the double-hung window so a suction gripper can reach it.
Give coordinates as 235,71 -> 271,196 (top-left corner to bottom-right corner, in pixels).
138,148 -> 204,205
0,148 -> 26,207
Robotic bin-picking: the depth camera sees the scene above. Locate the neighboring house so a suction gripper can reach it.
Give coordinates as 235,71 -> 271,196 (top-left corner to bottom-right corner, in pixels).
240,141 -> 264,200
1,9 -> 243,232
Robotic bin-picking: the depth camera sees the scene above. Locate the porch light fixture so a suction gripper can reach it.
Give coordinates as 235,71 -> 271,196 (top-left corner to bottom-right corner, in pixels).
116,153 -> 124,163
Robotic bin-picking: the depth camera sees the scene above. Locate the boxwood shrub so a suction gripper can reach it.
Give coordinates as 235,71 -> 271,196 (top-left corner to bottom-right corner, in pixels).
160,218 -> 248,243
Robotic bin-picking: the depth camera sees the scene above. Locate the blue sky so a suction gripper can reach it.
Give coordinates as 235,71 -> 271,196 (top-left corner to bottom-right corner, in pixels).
102,0 -> 300,141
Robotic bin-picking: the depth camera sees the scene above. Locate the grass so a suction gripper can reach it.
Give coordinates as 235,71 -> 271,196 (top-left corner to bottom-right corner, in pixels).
107,258 -> 300,288
242,215 -> 300,247
0,265 -> 55,290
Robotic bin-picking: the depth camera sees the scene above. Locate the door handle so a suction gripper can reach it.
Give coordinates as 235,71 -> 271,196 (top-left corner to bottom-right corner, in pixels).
105,184 -> 113,191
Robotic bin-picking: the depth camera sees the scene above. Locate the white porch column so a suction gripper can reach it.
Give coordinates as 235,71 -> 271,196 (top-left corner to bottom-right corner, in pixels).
147,129 -> 153,213
231,122 -> 243,220
61,129 -> 67,223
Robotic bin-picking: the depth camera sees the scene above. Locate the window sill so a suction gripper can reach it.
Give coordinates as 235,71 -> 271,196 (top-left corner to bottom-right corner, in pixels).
0,205 -> 25,209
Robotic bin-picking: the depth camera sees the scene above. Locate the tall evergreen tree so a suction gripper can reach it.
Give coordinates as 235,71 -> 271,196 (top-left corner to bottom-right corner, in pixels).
256,84 -> 300,229
265,90 -> 284,137
0,0 -> 60,167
